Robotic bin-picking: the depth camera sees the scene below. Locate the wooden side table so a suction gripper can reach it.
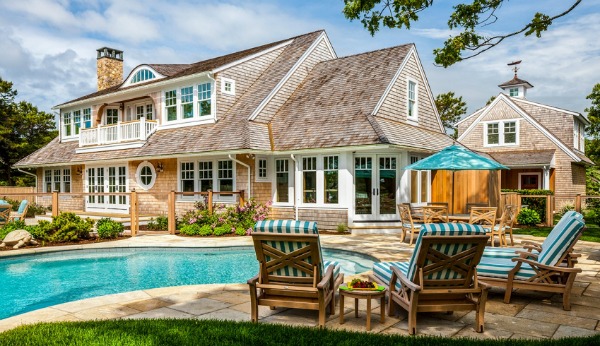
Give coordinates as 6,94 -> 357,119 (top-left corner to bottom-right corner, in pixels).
339,285 -> 386,331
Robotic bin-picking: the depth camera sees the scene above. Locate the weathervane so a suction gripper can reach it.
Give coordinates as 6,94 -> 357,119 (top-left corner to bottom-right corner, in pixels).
507,60 -> 522,78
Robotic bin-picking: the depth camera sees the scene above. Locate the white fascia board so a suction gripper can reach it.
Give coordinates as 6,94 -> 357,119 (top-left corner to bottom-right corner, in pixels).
121,65 -> 166,88
458,94 -> 580,162
248,31 -> 330,121
52,72 -> 210,110
212,39 -> 294,73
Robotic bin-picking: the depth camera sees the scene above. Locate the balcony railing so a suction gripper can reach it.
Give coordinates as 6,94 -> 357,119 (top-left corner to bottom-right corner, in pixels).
79,118 -> 157,147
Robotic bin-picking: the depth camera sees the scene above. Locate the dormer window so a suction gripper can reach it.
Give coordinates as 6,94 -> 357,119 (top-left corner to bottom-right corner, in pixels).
407,79 -> 418,121
163,81 -> 215,124
131,69 -> 156,84
222,78 -> 235,95
509,87 -> 519,97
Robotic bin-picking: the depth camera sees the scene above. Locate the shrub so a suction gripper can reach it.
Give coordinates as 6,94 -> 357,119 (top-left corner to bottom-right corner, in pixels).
49,213 -> 94,242
213,224 -> 233,236
517,208 -> 541,226
96,218 -> 123,239
198,224 -> 213,236
0,220 -> 27,240
148,216 -> 169,231
501,189 -> 552,223
555,201 -> 575,218
235,227 -> 247,236
336,223 -> 349,233
179,224 -> 202,236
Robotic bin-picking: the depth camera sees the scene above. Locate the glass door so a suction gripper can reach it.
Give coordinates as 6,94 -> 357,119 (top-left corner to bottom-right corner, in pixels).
378,156 -> 397,220
354,157 -> 373,218
354,155 -> 398,221
86,166 -> 128,212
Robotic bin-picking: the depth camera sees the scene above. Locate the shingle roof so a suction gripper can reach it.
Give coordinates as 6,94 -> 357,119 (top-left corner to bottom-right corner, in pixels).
488,150 -> 555,167
498,75 -> 533,88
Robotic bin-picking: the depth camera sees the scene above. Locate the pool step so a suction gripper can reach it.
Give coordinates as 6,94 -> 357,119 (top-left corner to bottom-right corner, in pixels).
349,225 -> 403,235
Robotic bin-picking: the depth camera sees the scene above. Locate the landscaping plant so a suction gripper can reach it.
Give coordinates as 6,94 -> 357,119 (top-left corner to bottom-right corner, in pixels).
0,220 -> 27,240
21,212 -> 94,243
147,215 -> 169,231
517,208 -> 541,226
95,218 -> 124,239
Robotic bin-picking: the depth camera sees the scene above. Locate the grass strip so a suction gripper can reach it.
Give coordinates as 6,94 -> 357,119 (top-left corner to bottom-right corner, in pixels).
0,319 -> 598,346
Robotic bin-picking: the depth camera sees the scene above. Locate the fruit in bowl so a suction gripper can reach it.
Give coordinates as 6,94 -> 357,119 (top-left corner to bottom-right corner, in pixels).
349,279 -> 376,289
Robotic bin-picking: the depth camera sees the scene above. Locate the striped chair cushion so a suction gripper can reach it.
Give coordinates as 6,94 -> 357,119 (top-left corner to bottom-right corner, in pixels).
482,247 -> 531,260
406,223 -> 486,281
538,217 -> 585,266
539,211 -> 583,255
16,200 -> 28,214
477,256 -> 536,280
254,220 -> 340,279
373,261 -> 409,290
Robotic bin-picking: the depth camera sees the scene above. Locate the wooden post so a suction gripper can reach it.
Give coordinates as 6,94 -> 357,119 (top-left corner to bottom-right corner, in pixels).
52,191 -> 59,217
575,194 -> 581,212
208,190 -> 213,215
516,194 -> 522,211
546,195 -> 553,227
130,190 -> 138,237
168,190 -> 176,235
239,190 -> 245,206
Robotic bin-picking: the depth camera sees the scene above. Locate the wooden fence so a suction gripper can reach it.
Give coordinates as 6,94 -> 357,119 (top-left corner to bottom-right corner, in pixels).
0,186 -> 35,203
499,192 -> 555,226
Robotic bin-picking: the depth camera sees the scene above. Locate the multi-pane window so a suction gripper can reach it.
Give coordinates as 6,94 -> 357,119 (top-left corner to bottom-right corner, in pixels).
409,157 -> 428,204
73,110 -> 81,135
181,162 -> 195,192
222,78 -> 235,95
504,121 -> 516,144
44,168 -> 71,192
408,80 -> 417,119
131,69 -> 156,84
256,158 -> 268,182
83,108 -> 92,128
302,157 -> 317,203
198,161 -> 213,192
106,109 -> 119,124
323,156 -> 338,204
165,90 -> 177,121
63,112 -> 72,136
198,83 -> 211,116
135,103 -> 154,120
181,86 -> 194,119
486,123 -> 499,145
509,87 -> 519,97
486,120 -> 518,146
218,160 -> 233,195
275,159 -> 290,203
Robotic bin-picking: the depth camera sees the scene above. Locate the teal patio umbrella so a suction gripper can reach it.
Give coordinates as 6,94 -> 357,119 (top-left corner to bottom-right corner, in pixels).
405,145 -> 509,213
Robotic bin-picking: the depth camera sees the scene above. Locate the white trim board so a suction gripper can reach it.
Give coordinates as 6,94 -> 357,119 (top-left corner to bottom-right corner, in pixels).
457,94 -> 581,162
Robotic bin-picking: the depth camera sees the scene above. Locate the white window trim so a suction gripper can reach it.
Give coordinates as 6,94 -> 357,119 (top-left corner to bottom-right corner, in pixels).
518,172 -> 542,190
161,80 -> 216,128
221,77 -> 236,96
408,155 -> 430,205
483,119 -> 520,147
406,78 -> 418,122
255,156 -> 270,182
509,87 -> 519,97
135,161 -> 156,190
43,167 -> 72,192
272,157 -> 294,206
104,107 -> 120,125
574,119 -> 585,152
177,157 -> 236,203
297,154 -> 341,207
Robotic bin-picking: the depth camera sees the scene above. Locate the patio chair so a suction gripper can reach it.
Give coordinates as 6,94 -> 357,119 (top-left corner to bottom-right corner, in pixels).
247,220 -> 344,327
422,205 -> 449,223
8,200 -> 29,222
370,223 -> 490,335
484,205 -> 516,247
477,211 -> 585,310
0,204 -> 11,227
398,204 -> 423,245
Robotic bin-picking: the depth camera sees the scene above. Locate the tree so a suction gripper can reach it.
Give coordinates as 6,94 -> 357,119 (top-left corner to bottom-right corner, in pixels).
0,77 -> 57,185
585,83 -> 600,194
342,0 -> 582,67
435,92 -> 467,138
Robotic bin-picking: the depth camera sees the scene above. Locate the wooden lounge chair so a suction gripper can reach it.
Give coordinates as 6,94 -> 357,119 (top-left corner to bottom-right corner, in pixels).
421,205 -> 449,223
477,211 -> 585,310
0,203 -> 11,227
371,223 -> 490,335
248,220 -> 344,327
398,204 -> 423,245
8,200 -> 29,222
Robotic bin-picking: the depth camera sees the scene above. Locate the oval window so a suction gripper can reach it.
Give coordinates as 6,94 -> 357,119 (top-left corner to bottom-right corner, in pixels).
136,161 -> 156,190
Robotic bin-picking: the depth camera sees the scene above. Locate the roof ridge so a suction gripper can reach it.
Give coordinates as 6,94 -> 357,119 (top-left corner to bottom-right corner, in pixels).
510,96 -> 582,117
333,43 -> 413,61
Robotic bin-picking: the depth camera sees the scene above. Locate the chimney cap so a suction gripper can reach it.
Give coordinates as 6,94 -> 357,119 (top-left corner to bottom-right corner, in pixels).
97,47 -> 124,61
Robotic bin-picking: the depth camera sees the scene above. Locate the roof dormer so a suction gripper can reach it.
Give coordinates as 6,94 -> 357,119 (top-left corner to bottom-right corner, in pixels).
121,65 -> 165,88
498,60 -> 533,99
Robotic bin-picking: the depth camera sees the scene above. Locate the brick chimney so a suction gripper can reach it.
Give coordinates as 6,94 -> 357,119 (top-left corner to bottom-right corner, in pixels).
96,47 -> 123,91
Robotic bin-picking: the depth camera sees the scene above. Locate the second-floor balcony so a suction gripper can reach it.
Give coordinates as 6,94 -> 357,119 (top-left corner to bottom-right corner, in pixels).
79,117 -> 158,147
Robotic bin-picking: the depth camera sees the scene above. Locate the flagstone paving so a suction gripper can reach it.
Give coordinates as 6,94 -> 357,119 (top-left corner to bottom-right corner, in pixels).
1,233 -> 599,339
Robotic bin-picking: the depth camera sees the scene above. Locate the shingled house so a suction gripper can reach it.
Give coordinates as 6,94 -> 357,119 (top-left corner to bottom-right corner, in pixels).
14,30 -> 453,230
456,72 -> 592,203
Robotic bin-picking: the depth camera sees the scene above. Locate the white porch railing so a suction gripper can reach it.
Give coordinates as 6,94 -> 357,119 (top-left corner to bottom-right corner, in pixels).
79,118 -> 158,147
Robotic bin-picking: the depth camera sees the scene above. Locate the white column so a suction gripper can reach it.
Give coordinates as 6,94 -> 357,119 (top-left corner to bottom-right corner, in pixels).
543,166 -> 551,190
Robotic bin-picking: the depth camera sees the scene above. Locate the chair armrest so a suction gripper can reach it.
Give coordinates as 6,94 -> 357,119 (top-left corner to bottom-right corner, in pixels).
478,280 -> 491,290
521,241 -> 542,250
317,265 -> 334,289
515,250 -> 539,259
511,257 -> 582,273
247,274 -> 259,286
391,266 -> 421,292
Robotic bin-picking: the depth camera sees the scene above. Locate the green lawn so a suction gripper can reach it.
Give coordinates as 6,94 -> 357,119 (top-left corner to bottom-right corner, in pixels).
0,319 -> 598,346
512,222 -> 600,243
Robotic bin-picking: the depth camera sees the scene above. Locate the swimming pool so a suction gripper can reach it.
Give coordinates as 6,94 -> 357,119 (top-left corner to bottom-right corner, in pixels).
0,247 -> 376,320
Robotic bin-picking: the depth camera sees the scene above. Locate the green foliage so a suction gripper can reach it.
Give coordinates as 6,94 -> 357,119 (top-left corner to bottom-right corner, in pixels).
21,213 -> 94,243
235,227 -> 247,236
342,1 -> 581,67
585,83 -> 600,138
147,216 -> 169,231
0,77 -> 57,185
501,189 -> 552,223
336,223 -> 349,233
213,224 -> 234,236
556,202 -> 575,219
0,220 -> 27,240
179,224 -> 202,236
0,197 -> 46,217
96,218 -> 123,239
517,208 -> 541,226
435,92 -> 467,138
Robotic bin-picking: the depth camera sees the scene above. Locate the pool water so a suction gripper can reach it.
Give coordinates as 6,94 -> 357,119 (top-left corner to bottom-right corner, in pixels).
0,247 -> 375,320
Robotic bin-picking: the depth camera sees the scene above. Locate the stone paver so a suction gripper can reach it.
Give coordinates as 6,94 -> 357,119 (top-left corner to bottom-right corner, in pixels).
0,233 -> 599,340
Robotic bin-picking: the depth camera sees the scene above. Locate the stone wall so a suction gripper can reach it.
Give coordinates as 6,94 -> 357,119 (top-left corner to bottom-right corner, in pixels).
97,57 -> 123,91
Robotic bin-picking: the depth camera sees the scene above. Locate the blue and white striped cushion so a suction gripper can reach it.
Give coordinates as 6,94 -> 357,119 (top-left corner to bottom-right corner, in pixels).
477,257 -> 536,280
323,260 -> 341,280
538,217 -> 585,266
406,223 -> 486,281
373,261 -> 409,290
482,247 -> 530,260
539,211 -> 582,254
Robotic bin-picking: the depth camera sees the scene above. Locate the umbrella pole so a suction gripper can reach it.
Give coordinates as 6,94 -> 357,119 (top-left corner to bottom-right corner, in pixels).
452,171 -> 455,215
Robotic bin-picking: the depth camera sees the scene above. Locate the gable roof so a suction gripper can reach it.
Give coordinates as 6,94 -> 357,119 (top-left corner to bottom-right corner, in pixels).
457,93 -> 592,165
498,75 -> 533,88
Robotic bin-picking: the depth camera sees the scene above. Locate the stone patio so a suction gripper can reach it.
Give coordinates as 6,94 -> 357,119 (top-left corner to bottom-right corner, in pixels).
1,233 -> 599,339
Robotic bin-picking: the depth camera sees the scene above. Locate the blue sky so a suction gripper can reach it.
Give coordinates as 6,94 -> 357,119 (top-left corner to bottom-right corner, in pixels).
1,0 -> 599,119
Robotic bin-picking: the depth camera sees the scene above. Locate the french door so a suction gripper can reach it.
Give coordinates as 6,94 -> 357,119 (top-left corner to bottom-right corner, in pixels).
354,155 -> 398,221
86,166 -> 128,211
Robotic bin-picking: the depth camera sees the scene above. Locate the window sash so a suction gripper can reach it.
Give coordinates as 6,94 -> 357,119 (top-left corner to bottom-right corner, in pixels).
323,156 -> 338,204
408,81 -> 416,118
63,112 -> 72,136
198,83 -> 211,117
165,90 -> 177,121
83,108 -> 92,128
487,123 -> 499,144
106,109 -> 119,124
181,86 -> 194,119
504,121 -> 516,144
275,159 -> 289,203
